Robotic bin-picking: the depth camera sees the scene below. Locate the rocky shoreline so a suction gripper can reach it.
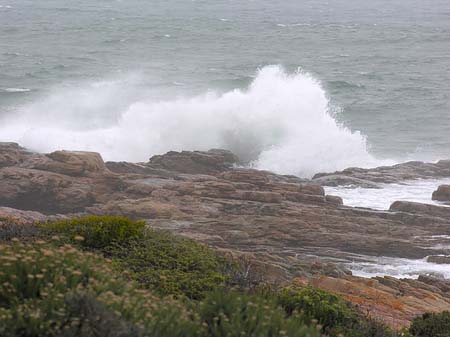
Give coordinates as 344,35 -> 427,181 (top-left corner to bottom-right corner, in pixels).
1,142 -> 450,329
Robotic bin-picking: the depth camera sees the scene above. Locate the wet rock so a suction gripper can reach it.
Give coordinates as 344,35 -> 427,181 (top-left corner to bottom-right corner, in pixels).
325,195 -> 344,205
432,185 -> 450,202
30,150 -> 109,177
390,200 -> 450,218
148,149 -> 239,175
314,160 -> 450,187
427,255 -> 450,264
0,167 -> 95,213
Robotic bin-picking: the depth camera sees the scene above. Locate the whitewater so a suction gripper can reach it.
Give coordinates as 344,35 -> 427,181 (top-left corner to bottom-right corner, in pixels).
0,66 -> 382,178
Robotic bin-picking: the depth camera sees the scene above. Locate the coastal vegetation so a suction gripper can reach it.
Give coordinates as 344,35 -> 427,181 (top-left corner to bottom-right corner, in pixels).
0,216 -> 447,337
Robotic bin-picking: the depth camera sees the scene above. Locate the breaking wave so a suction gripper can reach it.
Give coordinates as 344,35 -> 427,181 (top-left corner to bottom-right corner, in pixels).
0,66 -> 381,177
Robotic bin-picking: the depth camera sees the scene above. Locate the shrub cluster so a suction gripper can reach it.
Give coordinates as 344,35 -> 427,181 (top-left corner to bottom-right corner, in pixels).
41,216 -> 229,299
278,286 -> 397,337
409,311 -> 450,337
0,240 -> 200,337
3,215 -> 446,337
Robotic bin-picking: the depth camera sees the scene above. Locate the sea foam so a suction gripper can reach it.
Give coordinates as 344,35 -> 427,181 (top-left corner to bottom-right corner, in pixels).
0,66 -> 380,178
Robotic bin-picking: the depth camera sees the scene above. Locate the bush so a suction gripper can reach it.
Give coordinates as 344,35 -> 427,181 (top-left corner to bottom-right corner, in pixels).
278,286 -> 396,337
409,311 -> 450,337
111,229 -> 228,299
196,290 -> 321,337
40,216 -> 230,299
40,216 -> 145,250
0,240 -> 202,337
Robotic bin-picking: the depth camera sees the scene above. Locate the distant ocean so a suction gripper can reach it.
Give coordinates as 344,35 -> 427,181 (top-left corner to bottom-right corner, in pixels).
1,0 -> 450,177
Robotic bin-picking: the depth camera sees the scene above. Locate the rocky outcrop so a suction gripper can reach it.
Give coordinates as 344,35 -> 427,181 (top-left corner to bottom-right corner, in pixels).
295,275 -> 450,329
147,149 -> 239,175
432,185 -> 450,202
313,160 -> 450,187
390,200 -> 450,218
2,142 -> 450,329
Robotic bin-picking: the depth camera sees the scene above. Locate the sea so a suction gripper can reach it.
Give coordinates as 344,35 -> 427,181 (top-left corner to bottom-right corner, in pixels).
1,0 -> 450,278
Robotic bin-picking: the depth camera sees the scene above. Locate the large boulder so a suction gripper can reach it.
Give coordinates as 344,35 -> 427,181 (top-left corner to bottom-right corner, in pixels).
148,149 -> 239,175
389,200 -> 450,218
28,150 -> 108,177
0,142 -> 32,168
432,185 -> 450,202
0,167 -> 94,213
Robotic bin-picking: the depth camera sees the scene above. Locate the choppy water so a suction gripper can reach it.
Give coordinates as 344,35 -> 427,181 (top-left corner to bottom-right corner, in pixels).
1,0 -> 450,171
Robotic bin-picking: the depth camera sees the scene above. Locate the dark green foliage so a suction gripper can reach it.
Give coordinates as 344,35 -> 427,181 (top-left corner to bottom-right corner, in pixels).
278,286 -> 396,337
41,216 -> 230,299
409,311 -> 450,337
41,216 -> 145,250
196,290 -> 321,337
1,216 -> 405,337
110,229 -> 228,299
0,241 -> 204,337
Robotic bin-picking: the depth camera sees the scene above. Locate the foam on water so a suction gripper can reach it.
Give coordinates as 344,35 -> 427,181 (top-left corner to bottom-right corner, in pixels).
0,66 -> 381,178
348,255 -> 450,279
3,88 -> 31,93
325,177 -> 450,210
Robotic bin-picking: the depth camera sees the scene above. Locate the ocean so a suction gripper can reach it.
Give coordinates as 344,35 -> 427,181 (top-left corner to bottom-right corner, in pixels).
1,0 -> 450,180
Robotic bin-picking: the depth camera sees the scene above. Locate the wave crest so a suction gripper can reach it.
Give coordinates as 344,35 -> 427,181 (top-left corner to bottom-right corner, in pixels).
0,66 -> 380,177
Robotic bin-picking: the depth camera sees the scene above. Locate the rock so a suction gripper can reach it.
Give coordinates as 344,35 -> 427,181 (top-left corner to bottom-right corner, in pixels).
325,195 -> 344,205
295,274 -> 450,330
148,149 -> 239,175
2,143 -> 450,329
98,198 -> 185,219
0,207 -> 48,224
390,200 -> 450,218
0,142 -> 32,168
0,167 -> 94,213
35,150 -> 108,177
432,185 -> 450,202
427,255 -> 450,264
313,160 -> 450,187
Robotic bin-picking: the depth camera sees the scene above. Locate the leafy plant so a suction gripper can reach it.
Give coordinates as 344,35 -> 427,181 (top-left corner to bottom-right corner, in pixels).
409,311 -> 450,337
0,240 -> 202,337
110,229 -> 228,299
278,285 -> 396,337
40,216 -> 145,250
196,290 -> 321,337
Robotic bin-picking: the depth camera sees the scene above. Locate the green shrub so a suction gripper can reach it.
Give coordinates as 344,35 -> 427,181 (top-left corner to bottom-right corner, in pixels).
278,286 -> 396,337
0,240 -> 202,337
40,216 -> 230,299
409,311 -> 450,337
196,290 -> 321,337
40,216 -> 145,250
111,229 -> 228,299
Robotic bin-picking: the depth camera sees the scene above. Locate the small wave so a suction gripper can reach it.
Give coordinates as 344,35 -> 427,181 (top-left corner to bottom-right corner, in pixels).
325,177 -> 450,210
3,88 -> 31,93
348,255 -> 450,279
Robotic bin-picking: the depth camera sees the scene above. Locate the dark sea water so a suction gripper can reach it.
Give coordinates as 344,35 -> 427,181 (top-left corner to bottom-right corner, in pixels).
1,0 -> 450,176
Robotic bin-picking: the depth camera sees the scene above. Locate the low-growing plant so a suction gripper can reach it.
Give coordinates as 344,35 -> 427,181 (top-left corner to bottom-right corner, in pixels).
278,285 -> 396,337
39,216 -> 231,299
409,311 -> 450,337
111,229 -> 228,299
0,240 -> 202,337
196,290 -> 322,337
40,216 -> 145,250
